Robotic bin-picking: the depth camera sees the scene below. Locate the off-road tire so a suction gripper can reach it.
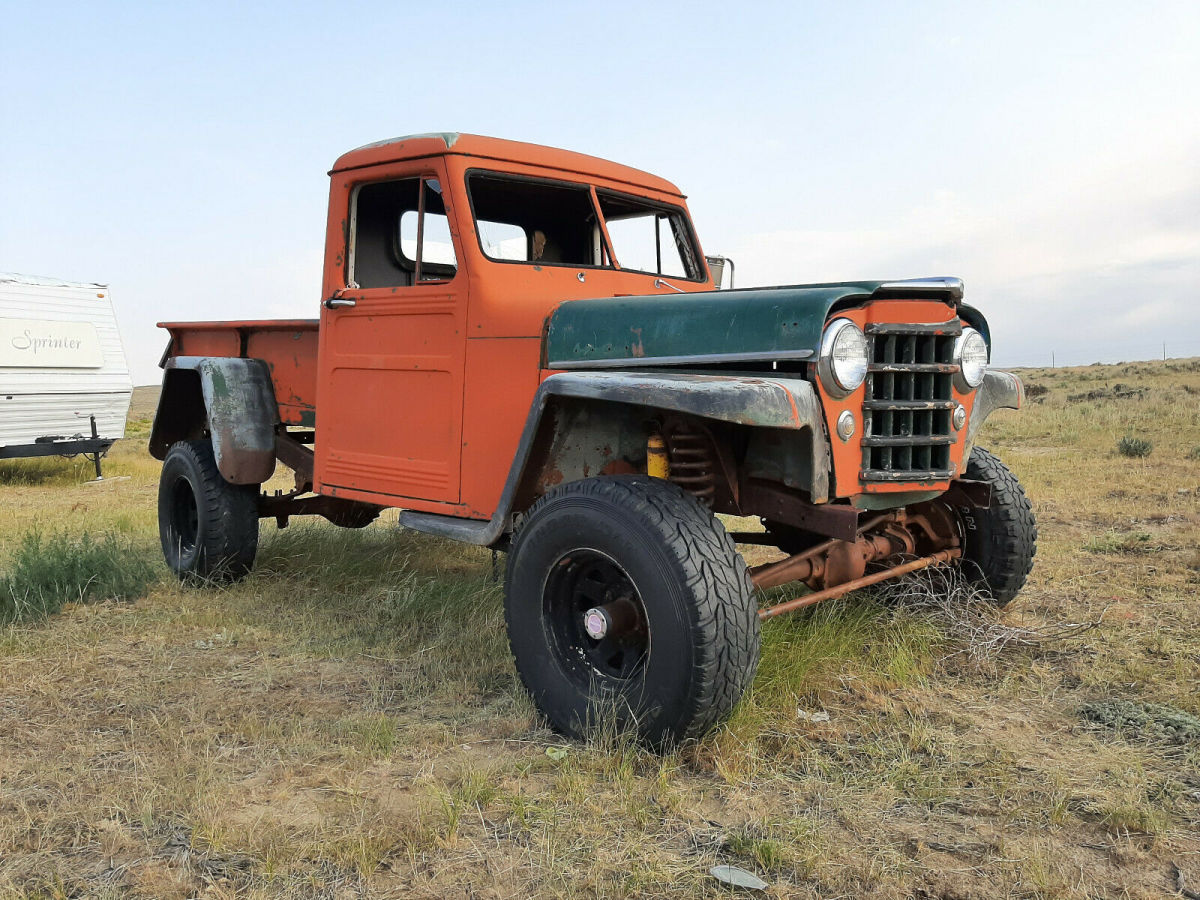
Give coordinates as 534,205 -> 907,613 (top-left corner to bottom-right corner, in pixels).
505,475 -> 760,748
955,447 -> 1037,606
159,439 -> 259,582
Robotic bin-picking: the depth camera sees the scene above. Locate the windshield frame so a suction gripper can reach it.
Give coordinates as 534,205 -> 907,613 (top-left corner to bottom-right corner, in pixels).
594,187 -> 705,282
463,167 -> 705,281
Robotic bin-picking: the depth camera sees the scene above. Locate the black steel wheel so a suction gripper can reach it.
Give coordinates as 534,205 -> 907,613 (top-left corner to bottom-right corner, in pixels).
949,446 -> 1037,606
158,439 -> 259,582
505,475 -> 760,749
543,549 -> 650,683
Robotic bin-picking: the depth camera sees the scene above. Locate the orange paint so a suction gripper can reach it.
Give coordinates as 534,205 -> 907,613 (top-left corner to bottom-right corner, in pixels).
158,133 -> 982,523
309,137 -> 713,512
159,320 -> 319,426
812,300 -> 977,499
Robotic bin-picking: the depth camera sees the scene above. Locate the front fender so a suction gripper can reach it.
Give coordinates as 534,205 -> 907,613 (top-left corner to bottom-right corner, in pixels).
399,371 -> 831,545
963,370 -> 1023,459
150,356 -> 278,485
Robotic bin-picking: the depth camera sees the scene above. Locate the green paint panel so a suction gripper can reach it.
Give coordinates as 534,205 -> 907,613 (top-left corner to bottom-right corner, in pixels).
546,282 -> 887,367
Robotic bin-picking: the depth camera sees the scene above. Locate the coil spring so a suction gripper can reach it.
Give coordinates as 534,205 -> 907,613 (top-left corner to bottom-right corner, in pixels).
665,428 -> 716,506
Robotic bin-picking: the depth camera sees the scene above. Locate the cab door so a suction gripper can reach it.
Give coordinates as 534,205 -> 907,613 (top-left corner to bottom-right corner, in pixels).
314,161 -> 466,506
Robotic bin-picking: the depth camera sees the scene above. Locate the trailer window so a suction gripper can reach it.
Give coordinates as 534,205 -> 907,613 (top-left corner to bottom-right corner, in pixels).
350,177 -> 457,288
467,173 -> 609,266
596,191 -> 700,280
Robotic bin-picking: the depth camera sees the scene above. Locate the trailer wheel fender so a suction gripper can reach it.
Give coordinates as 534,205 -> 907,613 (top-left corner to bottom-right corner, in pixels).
149,356 -> 279,485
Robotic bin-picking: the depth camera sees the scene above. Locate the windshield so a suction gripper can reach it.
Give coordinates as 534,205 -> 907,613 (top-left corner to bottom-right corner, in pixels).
466,170 -> 702,280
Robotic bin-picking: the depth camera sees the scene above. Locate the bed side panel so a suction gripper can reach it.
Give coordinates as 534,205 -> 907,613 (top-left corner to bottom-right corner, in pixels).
161,321 -> 319,426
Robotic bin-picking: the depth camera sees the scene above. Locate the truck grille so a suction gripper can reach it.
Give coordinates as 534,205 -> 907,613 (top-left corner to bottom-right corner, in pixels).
860,321 -> 961,483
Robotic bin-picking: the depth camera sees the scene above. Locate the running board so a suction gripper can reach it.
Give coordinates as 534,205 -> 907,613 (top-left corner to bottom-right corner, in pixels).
398,510 -> 505,546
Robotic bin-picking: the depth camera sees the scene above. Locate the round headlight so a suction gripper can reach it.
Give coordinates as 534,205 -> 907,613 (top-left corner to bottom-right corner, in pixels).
954,328 -> 988,389
818,319 -> 868,397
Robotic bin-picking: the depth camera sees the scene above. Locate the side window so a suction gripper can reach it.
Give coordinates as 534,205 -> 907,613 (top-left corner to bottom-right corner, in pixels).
597,192 -> 699,280
468,173 -> 607,266
477,220 -> 528,260
350,177 -> 457,288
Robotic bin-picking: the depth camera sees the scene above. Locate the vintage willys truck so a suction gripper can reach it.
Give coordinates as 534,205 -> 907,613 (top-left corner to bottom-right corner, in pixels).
151,133 -> 1035,746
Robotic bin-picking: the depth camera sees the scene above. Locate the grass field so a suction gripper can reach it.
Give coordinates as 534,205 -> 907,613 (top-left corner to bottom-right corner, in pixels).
1,360 -> 1198,899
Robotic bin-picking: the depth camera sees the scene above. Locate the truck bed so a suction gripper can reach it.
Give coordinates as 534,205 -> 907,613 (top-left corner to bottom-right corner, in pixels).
159,319 -> 319,427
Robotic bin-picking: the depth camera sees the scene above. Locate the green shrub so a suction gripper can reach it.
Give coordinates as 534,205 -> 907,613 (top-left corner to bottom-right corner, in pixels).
1116,435 -> 1152,458
1079,699 -> 1200,744
0,530 -> 156,624
1188,446 -> 1200,461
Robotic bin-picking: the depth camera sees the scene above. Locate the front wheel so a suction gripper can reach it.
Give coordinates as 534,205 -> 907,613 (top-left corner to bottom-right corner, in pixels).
158,439 -> 259,582
950,447 -> 1037,606
505,476 -> 760,748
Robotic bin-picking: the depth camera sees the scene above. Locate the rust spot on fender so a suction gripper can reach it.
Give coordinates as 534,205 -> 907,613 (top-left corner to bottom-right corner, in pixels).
630,327 -> 645,358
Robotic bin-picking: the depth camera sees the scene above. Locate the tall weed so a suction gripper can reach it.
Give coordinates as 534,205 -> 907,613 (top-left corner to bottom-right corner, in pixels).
0,529 -> 156,623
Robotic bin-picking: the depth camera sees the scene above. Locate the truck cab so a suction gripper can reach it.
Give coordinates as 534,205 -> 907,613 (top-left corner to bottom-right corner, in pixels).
151,133 -> 1035,748
313,133 -> 718,519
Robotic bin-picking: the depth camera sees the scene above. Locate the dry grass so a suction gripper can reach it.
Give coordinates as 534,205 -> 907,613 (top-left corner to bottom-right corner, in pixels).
1,361 -> 1199,899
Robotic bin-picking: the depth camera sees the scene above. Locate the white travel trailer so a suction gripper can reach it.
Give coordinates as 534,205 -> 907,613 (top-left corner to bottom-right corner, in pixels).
0,273 -> 133,476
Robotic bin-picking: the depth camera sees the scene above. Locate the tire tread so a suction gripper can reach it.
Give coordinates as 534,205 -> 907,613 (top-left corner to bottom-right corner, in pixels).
961,447 -> 1037,606
159,439 -> 258,581
505,475 -> 760,743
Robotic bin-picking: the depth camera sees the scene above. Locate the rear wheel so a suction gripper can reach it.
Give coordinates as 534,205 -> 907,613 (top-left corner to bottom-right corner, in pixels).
950,447 -> 1037,606
505,475 -> 760,748
158,439 -> 259,582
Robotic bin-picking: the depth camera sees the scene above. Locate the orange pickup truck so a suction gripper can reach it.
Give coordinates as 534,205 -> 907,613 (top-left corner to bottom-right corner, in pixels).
151,133 -> 1034,746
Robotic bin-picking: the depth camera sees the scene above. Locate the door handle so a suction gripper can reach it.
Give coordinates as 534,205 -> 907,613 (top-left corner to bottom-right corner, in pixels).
324,296 -> 357,309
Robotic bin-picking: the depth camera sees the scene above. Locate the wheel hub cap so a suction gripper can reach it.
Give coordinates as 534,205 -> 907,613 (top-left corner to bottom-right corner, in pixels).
583,607 -> 609,639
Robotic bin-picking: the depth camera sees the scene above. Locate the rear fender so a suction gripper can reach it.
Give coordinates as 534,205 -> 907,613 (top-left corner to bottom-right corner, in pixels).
149,357 -> 278,484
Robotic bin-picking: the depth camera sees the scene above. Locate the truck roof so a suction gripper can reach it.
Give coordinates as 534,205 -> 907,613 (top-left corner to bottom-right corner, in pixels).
330,133 -> 685,198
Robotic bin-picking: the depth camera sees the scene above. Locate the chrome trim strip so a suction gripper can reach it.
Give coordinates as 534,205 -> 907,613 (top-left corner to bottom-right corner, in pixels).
547,347 -> 814,370
875,277 -> 964,302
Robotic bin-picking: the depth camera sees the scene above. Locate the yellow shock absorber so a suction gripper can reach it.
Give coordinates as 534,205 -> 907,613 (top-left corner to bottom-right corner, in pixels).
647,433 -> 670,479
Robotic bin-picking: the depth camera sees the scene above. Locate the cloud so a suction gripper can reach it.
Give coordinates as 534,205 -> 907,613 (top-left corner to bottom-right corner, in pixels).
729,147 -> 1200,367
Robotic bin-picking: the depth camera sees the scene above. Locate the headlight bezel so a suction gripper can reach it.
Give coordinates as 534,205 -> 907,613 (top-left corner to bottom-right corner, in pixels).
953,327 -> 989,391
817,318 -> 869,398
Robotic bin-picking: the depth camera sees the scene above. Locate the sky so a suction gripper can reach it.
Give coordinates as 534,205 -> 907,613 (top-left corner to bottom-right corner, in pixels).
2,0 -> 1198,385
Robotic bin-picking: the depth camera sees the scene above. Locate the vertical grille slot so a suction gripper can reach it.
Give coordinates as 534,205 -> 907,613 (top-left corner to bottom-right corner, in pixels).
860,321 -> 961,483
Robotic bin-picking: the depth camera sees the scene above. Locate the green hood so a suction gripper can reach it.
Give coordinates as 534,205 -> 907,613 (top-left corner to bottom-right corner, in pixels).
545,280 -> 974,369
